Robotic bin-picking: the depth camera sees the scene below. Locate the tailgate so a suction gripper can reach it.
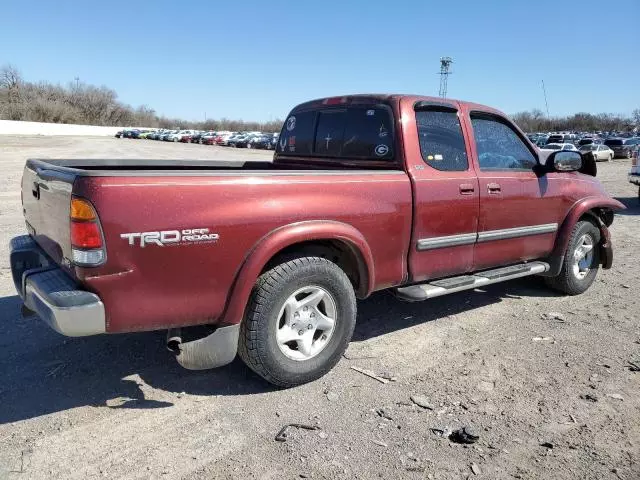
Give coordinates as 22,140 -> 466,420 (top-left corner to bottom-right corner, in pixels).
21,160 -> 76,267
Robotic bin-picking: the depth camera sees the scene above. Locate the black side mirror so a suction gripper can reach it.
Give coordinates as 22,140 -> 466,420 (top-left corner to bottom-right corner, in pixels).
549,150 -> 582,172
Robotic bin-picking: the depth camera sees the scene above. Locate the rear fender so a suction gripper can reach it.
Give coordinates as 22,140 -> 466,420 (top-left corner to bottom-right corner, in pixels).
543,196 -> 624,276
219,221 -> 375,326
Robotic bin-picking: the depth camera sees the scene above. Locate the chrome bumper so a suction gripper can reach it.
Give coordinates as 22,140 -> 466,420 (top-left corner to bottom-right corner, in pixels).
9,235 -> 106,337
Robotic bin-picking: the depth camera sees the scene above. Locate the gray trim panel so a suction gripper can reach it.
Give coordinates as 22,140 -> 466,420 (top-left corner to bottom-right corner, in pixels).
477,223 -> 558,243
417,223 -> 558,251
417,233 -> 477,251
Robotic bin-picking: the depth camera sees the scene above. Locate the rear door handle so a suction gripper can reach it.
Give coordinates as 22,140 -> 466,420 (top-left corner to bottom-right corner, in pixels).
487,182 -> 501,194
459,183 -> 475,195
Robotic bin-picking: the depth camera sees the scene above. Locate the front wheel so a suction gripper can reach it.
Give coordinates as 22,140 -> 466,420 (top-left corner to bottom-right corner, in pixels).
545,220 -> 601,295
238,257 -> 357,387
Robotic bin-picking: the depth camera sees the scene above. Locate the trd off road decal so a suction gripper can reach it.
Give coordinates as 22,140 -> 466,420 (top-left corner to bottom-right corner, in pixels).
120,228 -> 219,248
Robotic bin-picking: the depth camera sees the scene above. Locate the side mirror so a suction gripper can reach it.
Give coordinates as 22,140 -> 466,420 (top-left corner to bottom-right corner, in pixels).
550,150 -> 582,172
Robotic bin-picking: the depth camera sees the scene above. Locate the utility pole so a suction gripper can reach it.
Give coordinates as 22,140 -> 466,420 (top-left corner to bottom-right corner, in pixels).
74,76 -> 80,89
541,80 -> 550,118
438,57 -> 453,98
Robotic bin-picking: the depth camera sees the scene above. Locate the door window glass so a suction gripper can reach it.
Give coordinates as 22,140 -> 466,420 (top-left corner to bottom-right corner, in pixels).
415,109 -> 468,171
471,115 -> 537,171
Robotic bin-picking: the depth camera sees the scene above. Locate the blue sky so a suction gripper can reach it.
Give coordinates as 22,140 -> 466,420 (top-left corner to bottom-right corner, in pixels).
1,0 -> 638,122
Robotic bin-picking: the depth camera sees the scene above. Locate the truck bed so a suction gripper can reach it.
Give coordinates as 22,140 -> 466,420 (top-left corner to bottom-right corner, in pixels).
22,157 -> 412,332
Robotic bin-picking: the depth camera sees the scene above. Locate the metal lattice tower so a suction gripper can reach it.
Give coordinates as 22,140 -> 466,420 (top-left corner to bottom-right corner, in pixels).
438,57 -> 453,98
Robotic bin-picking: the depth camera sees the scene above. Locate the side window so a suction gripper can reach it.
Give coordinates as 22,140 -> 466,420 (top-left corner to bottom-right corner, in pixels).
471,115 -> 537,171
415,109 -> 468,171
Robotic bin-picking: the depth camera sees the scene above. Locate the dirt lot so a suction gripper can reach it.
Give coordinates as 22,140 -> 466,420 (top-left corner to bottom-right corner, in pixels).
0,136 -> 638,480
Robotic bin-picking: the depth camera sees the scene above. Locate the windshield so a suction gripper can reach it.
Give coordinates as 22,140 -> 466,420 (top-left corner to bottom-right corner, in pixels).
544,144 -> 562,150
604,139 -> 623,146
580,145 -> 597,151
624,138 -> 640,145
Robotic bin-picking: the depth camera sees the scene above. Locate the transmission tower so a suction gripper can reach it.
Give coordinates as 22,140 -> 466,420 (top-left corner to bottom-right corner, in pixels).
438,57 -> 453,98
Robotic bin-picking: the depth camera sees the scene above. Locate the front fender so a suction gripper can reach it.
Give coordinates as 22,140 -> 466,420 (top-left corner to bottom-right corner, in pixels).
219,220 -> 375,326
545,196 -> 625,275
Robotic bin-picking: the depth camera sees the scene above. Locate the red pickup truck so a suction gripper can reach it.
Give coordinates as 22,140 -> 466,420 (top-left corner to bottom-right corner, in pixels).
10,94 -> 624,387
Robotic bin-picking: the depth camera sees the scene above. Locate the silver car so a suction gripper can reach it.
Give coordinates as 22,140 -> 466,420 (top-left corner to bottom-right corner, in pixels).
579,144 -> 614,162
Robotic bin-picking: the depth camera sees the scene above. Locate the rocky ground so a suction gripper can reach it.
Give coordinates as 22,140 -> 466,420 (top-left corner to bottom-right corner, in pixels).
0,136 -> 638,479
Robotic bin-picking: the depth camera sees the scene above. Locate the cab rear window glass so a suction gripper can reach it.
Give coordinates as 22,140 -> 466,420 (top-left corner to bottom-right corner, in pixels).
277,106 -> 394,160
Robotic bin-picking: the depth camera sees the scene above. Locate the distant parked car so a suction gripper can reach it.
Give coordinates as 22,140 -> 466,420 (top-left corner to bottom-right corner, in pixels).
127,130 -> 143,139
540,143 -> 579,152
604,138 -> 634,159
161,130 -> 178,141
547,133 -> 577,145
217,132 -> 238,146
249,134 -> 273,149
579,144 -> 614,162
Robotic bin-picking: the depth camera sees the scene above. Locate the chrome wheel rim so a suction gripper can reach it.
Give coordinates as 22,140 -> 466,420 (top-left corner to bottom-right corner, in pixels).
572,234 -> 594,280
276,286 -> 337,361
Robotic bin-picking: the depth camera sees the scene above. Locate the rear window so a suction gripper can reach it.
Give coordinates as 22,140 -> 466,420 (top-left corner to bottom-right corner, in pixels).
277,106 -> 394,160
604,139 -> 623,146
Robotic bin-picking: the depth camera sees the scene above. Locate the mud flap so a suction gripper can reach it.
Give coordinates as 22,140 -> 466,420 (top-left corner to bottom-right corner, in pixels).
175,324 -> 240,370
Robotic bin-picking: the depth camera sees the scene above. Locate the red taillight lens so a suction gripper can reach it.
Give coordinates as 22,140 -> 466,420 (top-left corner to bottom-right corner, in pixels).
71,222 -> 102,248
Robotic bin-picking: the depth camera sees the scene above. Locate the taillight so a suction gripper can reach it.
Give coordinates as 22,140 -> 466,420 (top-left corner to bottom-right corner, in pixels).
322,96 -> 348,105
70,197 -> 105,266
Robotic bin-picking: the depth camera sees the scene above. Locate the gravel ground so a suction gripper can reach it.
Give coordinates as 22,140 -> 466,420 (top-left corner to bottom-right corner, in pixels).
0,136 -> 638,480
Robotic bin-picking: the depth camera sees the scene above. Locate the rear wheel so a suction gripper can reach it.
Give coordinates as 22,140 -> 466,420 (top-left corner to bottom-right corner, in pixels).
238,257 -> 356,387
545,220 -> 600,295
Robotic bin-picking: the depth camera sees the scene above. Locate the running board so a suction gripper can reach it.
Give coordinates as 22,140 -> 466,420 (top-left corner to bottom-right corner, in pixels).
395,261 -> 550,301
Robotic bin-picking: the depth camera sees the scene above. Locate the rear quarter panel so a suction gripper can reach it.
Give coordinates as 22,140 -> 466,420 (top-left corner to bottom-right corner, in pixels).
73,171 -> 412,333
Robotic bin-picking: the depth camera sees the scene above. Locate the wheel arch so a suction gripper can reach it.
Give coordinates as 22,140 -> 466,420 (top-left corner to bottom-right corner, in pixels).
219,221 -> 375,326
544,196 -> 624,275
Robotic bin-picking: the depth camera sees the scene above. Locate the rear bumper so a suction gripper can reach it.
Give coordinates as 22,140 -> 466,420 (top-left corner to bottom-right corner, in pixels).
10,235 -> 106,337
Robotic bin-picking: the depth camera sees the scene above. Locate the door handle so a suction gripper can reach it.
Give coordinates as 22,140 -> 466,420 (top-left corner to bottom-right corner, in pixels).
487,182 -> 501,194
459,183 -> 475,195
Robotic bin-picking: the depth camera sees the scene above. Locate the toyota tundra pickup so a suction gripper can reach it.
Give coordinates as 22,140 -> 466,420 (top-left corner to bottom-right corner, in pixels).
10,94 -> 624,387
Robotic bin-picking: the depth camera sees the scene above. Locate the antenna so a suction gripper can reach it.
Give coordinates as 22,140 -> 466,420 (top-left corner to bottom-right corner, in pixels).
541,80 -> 550,118
438,57 -> 453,98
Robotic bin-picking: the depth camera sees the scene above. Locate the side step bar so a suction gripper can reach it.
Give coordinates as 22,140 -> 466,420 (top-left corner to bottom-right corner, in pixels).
395,261 -> 549,302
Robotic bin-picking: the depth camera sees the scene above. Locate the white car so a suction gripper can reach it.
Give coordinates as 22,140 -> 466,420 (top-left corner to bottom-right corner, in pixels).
579,144 -> 614,162
167,130 -> 196,142
541,143 -> 579,152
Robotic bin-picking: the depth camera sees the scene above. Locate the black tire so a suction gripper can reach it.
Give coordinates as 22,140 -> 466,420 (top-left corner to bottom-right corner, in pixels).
238,257 -> 357,387
545,220 -> 601,295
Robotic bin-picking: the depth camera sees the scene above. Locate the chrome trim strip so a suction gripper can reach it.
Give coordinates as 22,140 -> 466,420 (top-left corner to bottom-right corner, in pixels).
477,223 -> 558,243
416,223 -> 558,251
417,233 -> 477,251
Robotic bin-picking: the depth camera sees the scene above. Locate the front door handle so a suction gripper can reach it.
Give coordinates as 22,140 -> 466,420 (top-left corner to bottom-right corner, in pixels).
459,183 -> 475,195
487,182 -> 501,194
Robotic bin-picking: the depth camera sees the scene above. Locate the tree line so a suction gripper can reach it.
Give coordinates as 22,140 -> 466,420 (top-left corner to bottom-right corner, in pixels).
511,108 -> 640,133
0,64 -> 283,132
